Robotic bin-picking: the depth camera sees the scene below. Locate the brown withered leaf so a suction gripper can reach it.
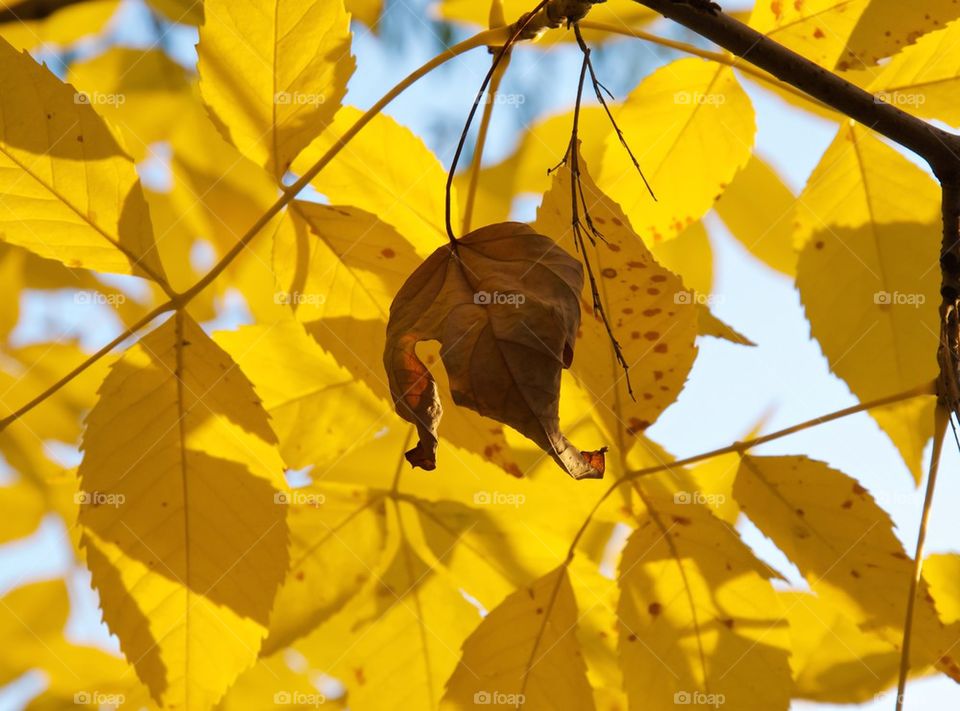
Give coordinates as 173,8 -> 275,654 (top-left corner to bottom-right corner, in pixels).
384,221 -> 605,479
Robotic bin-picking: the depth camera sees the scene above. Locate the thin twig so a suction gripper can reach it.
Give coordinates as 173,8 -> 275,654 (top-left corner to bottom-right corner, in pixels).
574,24 -> 655,199
554,25 -> 636,399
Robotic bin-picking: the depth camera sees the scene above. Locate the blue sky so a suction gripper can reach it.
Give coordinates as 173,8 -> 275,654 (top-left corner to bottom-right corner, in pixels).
1,0 -> 957,708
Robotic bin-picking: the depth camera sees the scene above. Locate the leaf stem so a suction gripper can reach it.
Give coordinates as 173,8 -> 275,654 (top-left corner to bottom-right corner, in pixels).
0,27 -> 509,433
896,404 -> 949,711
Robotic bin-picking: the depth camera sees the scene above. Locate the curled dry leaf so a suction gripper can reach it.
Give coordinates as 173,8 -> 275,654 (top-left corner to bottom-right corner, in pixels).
384,221 -> 605,479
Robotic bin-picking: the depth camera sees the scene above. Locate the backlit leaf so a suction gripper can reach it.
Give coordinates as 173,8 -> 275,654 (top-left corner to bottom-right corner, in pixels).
617,489 -> 792,711
79,312 -> 289,709
199,0 -> 355,177
598,59 -> 755,244
734,455 -> 960,678
0,37 -> 167,282
442,566 -> 596,711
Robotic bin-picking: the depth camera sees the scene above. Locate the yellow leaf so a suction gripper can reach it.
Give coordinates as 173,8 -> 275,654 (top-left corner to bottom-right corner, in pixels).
218,654 -> 341,711
0,580 -> 70,682
797,223 -> 939,481
748,0 -> 870,70
795,124 -> 941,480
782,591 -> 900,703
296,107 -> 454,247
734,455 -> 959,677
0,37 -> 167,282
925,553 -> 960,626
535,152 -> 699,449
696,305 -> 755,346
67,48 -> 192,161
868,18 -> 960,125
650,221 -> 713,296
0,477 -> 45,543
0,580 -> 137,704
715,155 -> 798,276
683,450 -> 745,525
346,0 -> 382,28
617,488 -> 792,711
300,514 -> 480,711
397,493 -> 569,609
166,101 -> 281,252
598,59 -> 755,244
215,319 -> 385,470
843,0 -> 960,66
263,481 -> 388,653
79,312 -> 289,710
794,122 -> 940,247
441,567 -> 596,711
198,0 -> 355,177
